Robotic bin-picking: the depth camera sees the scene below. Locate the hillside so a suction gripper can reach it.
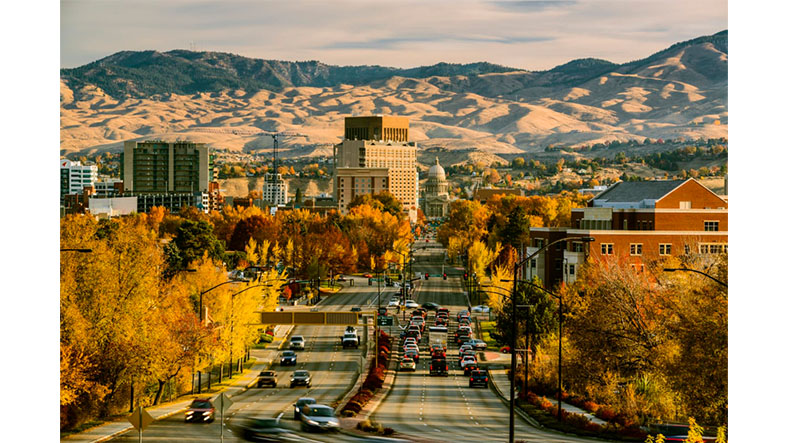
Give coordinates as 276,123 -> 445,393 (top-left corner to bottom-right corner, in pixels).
60,31 -> 727,159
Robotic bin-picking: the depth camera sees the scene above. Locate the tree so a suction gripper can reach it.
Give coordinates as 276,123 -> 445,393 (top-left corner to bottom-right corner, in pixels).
172,219 -> 224,269
294,187 -> 303,204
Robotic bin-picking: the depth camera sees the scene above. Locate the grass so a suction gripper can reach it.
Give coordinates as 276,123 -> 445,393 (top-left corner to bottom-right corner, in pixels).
478,320 -> 502,351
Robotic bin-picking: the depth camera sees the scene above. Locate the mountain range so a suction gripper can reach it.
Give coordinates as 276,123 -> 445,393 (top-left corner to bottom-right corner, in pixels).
60,30 -> 728,162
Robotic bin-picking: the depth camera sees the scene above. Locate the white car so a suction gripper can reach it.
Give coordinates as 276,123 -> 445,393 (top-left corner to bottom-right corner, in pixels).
388,299 -> 400,307
471,305 -> 491,313
404,300 -> 419,309
403,338 -> 418,347
460,356 -> 477,369
289,336 -> 305,350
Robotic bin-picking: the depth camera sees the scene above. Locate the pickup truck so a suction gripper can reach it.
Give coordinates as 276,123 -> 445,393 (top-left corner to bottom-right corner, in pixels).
342,331 -> 359,349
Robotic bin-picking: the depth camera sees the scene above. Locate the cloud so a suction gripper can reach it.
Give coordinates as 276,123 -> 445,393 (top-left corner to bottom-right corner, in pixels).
322,34 -> 554,50
488,0 -> 577,12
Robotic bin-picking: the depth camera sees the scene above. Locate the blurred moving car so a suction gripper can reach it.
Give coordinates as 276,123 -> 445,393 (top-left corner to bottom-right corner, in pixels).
467,339 -> 487,350
289,336 -> 305,350
185,398 -> 215,423
399,356 -> 416,371
469,370 -> 489,388
280,350 -> 297,366
471,305 -> 491,313
256,370 -> 277,388
299,404 -> 340,432
404,300 -> 419,309
290,370 -> 312,388
294,397 -> 317,420
421,302 -> 441,310
235,416 -> 294,441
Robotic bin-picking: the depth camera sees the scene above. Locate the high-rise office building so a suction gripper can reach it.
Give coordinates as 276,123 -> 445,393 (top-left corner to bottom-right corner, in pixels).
262,173 -> 289,206
122,140 -> 212,193
334,116 -> 419,222
60,159 -> 98,200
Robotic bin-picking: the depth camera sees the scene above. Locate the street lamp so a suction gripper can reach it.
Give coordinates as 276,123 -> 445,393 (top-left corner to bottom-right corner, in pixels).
478,284 -> 531,443
502,278 -> 565,421
664,267 -> 728,287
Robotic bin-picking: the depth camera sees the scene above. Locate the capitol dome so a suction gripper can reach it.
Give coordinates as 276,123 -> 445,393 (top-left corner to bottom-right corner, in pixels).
428,157 -> 445,179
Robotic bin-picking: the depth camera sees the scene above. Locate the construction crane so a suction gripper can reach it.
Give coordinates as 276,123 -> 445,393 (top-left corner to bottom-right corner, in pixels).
262,131 -> 307,207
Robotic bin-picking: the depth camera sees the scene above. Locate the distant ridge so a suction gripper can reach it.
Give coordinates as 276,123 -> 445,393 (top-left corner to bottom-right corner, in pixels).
60,31 -> 726,100
60,31 -> 727,156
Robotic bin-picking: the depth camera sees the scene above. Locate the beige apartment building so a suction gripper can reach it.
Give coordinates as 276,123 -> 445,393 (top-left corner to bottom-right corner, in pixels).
334,116 -> 419,222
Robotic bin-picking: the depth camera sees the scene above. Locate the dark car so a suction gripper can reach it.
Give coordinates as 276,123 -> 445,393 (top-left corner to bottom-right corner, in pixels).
469,370 -> 489,388
290,369 -> 312,388
299,404 -> 340,432
185,398 -> 215,423
430,357 -> 448,376
350,306 -> 362,312
235,417 -> 294,441
337,276 -> 348,282
280,350 -> 297,366
294,397 -> 317,420
256,370 -> 277,388
421,302 -> 441,311
404,349 -> 420,363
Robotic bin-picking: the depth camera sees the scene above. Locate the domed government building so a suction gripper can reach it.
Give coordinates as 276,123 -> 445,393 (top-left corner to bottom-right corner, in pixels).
421,157 -> 451,219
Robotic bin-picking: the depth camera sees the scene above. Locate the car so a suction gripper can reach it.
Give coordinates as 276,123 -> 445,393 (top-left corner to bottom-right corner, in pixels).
299,404 -> 340,432
256,370 -> 278,388
337,276 -> 347,282
403,343 -> 419,354
290,370 -> 312,388
421,302 -> 441,311
458,343 -> 474,355
403,337 -> 418,347
499,346 -> 511,354
467,339 -> 487,350
437,307 -> 450,316
460,348 -> 476,359
280,350 -> 297,366
289,336 -> 305,350
363,273 -> 373,278
430,357 -> 448,376
388,299 -> 401,307
185,398 -> 215,423
460,355 -> 477,369
457,310 -> 470,321
294,397 -> 317,420
236,417 -> 295,441
469,370 -> 489,388
404,300 -> 419,309
404,349 -> 419,363
434,318 -> 448,327
399,356 -> 416,371
431,349 -> 447,359
471,305 -> 491,313
463,363 -> 479,375
350,306 -> 362,312
342,332 -> 359,348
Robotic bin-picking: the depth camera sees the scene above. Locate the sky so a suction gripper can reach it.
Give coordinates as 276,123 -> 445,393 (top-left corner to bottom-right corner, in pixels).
61,0 -> 728,70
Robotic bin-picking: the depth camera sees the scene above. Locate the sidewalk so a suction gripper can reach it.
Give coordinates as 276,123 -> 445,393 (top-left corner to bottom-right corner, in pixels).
61,324 -> 295,443
487,367 -> 608,427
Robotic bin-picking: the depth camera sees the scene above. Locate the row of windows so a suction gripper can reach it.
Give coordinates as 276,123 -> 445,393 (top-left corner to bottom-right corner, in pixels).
599,242 -> 726,256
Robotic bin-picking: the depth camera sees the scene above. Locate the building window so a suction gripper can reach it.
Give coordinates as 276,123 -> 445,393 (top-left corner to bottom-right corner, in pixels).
534,238 -> 545,248
568,264 -> 575,275
704,221 -> 720,231
630,243 -> 642,256
680,201 -> 692,209
601,243 -> 613,255
659,244 -> 672,256
699,243 -> 728,254
530,259 -> 536,269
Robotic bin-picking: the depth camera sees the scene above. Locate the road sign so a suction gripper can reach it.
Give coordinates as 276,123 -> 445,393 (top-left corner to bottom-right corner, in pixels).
377,316 -> 393,326
128,406 -> 155,432
218,392 -> 233,413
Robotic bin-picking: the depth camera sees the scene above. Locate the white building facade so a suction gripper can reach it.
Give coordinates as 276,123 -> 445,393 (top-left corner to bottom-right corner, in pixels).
60,159 -> 98,199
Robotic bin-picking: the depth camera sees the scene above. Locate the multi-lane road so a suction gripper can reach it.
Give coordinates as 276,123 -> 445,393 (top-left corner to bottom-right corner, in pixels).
110,239 -> 609,442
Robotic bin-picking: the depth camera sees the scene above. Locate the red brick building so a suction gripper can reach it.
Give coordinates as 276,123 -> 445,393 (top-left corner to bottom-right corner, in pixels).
526,179 -> 728,288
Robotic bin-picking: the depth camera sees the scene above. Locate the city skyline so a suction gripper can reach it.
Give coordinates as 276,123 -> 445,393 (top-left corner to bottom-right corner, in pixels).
61,0 -> 727,70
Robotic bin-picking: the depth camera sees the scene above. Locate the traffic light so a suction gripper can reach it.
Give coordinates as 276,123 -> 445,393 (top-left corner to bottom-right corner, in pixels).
443,273 -> 447,280
464,273 -> 468,280
425,273 -> 429,280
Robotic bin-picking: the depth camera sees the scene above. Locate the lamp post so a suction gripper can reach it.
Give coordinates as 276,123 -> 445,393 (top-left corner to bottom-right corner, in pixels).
199,280 -> 243,324
478,284 -> 531,443
664,267 -> 728,287
515,236 -> 593,420
502,278 -> 564,421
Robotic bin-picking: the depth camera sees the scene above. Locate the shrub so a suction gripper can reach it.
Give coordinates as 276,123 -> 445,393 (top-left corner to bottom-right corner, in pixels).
383,427 -> 395,435
596,406 -> 617,421
340,409 -> 356,417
